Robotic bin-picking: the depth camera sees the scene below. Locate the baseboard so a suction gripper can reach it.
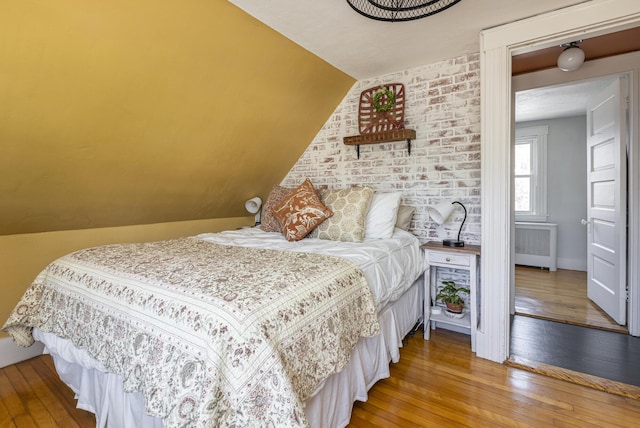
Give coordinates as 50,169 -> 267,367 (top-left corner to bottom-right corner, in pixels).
557,257 -> 587,272
0,337 -> 44,368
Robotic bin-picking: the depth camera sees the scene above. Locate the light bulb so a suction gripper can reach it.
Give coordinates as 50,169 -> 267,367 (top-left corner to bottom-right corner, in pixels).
557,46 -> 585,72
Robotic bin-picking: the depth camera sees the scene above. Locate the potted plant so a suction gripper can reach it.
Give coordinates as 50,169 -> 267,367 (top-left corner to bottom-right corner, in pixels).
435,280 -> 470,314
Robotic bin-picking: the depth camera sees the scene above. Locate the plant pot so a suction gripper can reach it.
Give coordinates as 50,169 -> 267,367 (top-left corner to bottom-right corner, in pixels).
445,302 -> 464,314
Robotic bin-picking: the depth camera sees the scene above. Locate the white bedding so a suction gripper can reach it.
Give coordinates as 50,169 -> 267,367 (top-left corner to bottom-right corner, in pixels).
196,227 -> 423,310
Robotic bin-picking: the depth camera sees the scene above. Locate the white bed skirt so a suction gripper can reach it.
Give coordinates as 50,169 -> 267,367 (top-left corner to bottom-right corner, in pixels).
34,277 -> 423,428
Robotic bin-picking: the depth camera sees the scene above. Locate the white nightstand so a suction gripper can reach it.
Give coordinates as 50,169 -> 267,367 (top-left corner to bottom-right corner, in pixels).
421,241 -> 480,352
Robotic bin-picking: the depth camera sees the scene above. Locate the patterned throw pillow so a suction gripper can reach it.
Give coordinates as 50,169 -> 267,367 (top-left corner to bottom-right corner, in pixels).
273,179 -> 333,242
316,187 -> 374,242
260,185 -> 293,233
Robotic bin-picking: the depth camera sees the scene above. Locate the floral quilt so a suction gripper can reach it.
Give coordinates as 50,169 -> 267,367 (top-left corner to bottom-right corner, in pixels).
2,237 -> 380,427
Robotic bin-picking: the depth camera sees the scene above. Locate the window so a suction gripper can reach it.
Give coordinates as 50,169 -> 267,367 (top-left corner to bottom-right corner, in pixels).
514,125 -> 548,222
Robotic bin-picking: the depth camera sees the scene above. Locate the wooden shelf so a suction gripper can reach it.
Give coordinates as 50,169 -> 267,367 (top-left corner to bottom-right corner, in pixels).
431,310 -> 471,330
343,129 -> 416,159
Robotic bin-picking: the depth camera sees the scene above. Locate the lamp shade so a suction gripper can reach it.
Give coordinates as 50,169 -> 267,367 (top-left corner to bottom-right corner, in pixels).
557,46 -> 585,72
245,197 -> 262,214
428,201 -> 467,247
427,202 -> 456,225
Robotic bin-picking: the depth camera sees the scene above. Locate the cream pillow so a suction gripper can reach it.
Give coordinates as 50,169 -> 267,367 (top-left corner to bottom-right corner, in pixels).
395,205 -> 415,231
316,186 -> 374,242
364,192 -> 403,239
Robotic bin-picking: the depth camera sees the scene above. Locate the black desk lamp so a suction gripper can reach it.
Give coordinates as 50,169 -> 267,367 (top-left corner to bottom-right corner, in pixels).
427,201 -> 467,247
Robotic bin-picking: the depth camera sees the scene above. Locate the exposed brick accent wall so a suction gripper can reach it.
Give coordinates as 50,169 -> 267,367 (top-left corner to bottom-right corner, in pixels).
283,53 -> 481,246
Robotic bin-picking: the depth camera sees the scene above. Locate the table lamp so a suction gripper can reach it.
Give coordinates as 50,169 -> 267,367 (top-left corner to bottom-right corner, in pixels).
427,201 -> 467,247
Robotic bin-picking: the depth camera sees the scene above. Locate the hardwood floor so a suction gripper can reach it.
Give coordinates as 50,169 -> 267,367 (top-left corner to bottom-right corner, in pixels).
3,328 -> 640,427
514,265 -> 627,333
0,353 -> 95,427
510,315 -> 640,391
512,266 -> 638,398
352,328 -> 640,427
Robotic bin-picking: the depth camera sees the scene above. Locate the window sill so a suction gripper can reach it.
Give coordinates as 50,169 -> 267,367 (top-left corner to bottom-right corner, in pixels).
515,214 -> 548,222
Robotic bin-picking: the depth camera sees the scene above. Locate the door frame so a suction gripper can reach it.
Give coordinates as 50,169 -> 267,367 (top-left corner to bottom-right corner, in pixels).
478,0 -> 640,363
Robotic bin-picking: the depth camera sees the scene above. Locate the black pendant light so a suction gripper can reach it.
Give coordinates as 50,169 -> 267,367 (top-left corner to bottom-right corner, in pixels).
346,0 -> 462,22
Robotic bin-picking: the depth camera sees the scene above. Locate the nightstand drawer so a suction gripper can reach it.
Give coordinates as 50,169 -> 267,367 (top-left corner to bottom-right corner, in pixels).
427,251 -> 470,267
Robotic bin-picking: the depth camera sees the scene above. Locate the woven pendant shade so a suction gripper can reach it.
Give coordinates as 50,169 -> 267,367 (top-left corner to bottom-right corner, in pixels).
346,0 -> 462,22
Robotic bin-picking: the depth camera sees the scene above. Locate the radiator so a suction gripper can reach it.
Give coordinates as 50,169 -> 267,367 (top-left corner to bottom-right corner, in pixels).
514,222 -> 558,271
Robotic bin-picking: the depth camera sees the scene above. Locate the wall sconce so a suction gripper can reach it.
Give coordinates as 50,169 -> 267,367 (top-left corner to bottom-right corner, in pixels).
245,197 -> 262,226
557,40 -> 585,72
428,201 -> 467,247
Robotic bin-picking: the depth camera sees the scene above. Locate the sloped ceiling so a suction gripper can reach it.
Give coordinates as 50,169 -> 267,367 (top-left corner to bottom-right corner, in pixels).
0,1 -> 354,235
229,0 -> 587,79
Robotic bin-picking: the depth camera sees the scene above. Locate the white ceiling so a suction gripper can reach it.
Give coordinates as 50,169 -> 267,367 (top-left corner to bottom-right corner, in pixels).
515,78 -> 615,123
228,0 -> 588,79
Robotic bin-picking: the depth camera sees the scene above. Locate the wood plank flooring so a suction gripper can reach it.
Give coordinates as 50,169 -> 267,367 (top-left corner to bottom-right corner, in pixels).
0,353 -> 95,427
514,266 -> 627,333
3,328 -> 640,427
512,266 -> 639,399
510,315 -> 640,389
351,328 -> 640,427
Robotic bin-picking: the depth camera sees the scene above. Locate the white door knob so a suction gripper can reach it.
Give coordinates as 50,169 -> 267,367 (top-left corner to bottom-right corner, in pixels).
581,218 -> 591,226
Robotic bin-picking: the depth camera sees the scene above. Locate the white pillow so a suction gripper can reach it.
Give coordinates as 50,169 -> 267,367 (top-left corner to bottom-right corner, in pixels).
365,192 -> 403,239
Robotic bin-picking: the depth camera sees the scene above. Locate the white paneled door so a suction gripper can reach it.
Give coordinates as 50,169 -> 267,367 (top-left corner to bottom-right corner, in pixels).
585,77 -> 627,325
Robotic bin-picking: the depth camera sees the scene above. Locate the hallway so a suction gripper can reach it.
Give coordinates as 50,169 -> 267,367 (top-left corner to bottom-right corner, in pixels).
514,266 -> 626,333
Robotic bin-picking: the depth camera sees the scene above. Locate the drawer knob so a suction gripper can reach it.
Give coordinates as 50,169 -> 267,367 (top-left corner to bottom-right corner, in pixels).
446,257 -> 451,262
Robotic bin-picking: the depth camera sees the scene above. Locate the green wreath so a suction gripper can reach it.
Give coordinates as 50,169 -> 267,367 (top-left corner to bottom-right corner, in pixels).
372,88 -> 395,112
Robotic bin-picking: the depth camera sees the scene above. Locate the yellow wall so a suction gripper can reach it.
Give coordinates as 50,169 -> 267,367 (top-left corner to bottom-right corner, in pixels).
0,0 -> 355,235
0,216 -> 252,338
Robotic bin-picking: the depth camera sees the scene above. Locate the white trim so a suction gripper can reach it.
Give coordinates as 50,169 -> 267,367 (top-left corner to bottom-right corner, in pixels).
478,42 -> 512,362
0,337 -> 44,368
557,257 -> 588,272
628,67 -> 640,336
480,0 -> 640,362
514,214 -> 548,222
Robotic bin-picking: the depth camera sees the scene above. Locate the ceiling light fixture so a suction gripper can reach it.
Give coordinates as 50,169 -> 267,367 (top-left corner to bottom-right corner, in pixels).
557,40 -> 585,72
346,0 -> 463,22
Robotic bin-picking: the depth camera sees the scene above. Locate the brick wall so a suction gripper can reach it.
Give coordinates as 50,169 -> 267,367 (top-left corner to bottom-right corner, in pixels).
282,53 -> 481,246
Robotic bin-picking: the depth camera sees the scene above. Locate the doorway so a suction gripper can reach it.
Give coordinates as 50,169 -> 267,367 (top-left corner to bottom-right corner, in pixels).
478,1 -> 640,365
507,68 -> 639,391
512,76 -> 629,334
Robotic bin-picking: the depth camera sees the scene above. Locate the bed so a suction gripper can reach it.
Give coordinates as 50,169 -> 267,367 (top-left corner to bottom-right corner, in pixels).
3,184 -> 423,428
